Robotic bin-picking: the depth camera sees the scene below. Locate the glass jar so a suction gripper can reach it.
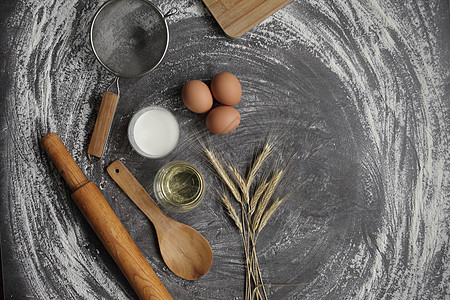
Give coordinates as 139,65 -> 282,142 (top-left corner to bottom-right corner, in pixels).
153,161 -> 205,212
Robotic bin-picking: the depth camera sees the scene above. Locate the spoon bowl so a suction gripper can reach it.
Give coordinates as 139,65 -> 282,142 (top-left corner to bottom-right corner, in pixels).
158,222 -> 213,280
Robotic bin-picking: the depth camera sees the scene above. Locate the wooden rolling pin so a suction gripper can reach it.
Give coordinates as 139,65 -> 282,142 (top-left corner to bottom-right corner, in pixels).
41,133 -> 172,300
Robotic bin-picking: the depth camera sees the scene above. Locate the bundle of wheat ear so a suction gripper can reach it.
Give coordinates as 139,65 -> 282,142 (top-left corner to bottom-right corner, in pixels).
203,142 -> 300,300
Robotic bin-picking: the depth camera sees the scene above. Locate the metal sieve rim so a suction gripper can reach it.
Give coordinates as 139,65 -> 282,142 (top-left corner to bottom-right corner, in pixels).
89,0 -> 170,78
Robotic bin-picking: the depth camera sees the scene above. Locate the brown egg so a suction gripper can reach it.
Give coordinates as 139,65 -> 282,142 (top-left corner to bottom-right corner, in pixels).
182,80 -> 213,113
210,72 -> 242,106
206,106 -> 240,135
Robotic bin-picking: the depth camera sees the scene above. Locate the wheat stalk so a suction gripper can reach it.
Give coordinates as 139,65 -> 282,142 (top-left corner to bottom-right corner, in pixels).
220,193 -> 243,232
204,142 -> 297,300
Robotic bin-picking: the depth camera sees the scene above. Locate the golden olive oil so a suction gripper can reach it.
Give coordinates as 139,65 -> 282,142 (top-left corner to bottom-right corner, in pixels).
154,162 -> 204,211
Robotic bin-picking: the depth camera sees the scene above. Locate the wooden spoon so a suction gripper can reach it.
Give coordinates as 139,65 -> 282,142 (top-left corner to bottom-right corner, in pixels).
107,160 -> 213,280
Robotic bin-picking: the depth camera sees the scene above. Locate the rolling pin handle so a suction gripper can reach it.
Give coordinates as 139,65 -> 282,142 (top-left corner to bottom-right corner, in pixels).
41,133 -> 88,191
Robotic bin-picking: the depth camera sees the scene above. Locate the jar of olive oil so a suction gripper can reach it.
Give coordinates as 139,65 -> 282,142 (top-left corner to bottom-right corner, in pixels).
153,161 -> 205,212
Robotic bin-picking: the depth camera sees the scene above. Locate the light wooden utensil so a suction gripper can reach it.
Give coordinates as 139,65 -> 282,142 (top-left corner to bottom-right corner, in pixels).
88,91 -> 119,158
202,0 -> 292,37
41,133 -> 172,300
107,160 -> 213,280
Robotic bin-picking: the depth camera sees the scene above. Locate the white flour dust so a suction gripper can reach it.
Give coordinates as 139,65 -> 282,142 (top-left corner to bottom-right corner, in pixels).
3,0 -> 448,299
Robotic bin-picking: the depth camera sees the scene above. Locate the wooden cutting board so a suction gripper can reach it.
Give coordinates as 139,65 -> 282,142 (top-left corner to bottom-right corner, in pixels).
203,0 -> 292,37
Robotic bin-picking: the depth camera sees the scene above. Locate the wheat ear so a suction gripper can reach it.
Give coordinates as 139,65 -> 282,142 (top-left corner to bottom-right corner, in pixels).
246,143 -> 273,188
204,148 -> 242,204
252,170 -> 284,232
220,193 -> 243,232
257,198 -> 283,234
228,165 -> 249,204
249,179 -> 268,216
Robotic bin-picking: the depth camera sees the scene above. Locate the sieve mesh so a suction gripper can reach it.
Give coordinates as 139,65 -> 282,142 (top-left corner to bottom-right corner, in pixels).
91,0 -> 168,77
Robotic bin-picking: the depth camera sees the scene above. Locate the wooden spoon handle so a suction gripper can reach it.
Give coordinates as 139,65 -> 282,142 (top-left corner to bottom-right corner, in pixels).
41,134 -> 172,300
107,160 -> 168,226
88,91 -> 120,158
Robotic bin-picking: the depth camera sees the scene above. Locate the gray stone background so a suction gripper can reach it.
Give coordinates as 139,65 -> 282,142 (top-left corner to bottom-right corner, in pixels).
1,0 -> 449,299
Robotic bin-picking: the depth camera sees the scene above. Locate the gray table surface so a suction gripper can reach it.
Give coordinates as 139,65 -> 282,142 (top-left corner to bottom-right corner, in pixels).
1,0 -> 449,299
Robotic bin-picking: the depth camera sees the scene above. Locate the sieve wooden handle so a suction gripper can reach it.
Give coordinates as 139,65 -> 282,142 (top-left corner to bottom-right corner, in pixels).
41,133 -> 172,300
88,91 -> 120,158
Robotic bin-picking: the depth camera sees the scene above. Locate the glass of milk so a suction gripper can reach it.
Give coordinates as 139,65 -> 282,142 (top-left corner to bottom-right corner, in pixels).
128,106 -> 180,158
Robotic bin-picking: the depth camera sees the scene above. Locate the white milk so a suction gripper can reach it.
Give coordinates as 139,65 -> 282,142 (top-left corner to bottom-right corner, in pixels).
129,107 -> 179,158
